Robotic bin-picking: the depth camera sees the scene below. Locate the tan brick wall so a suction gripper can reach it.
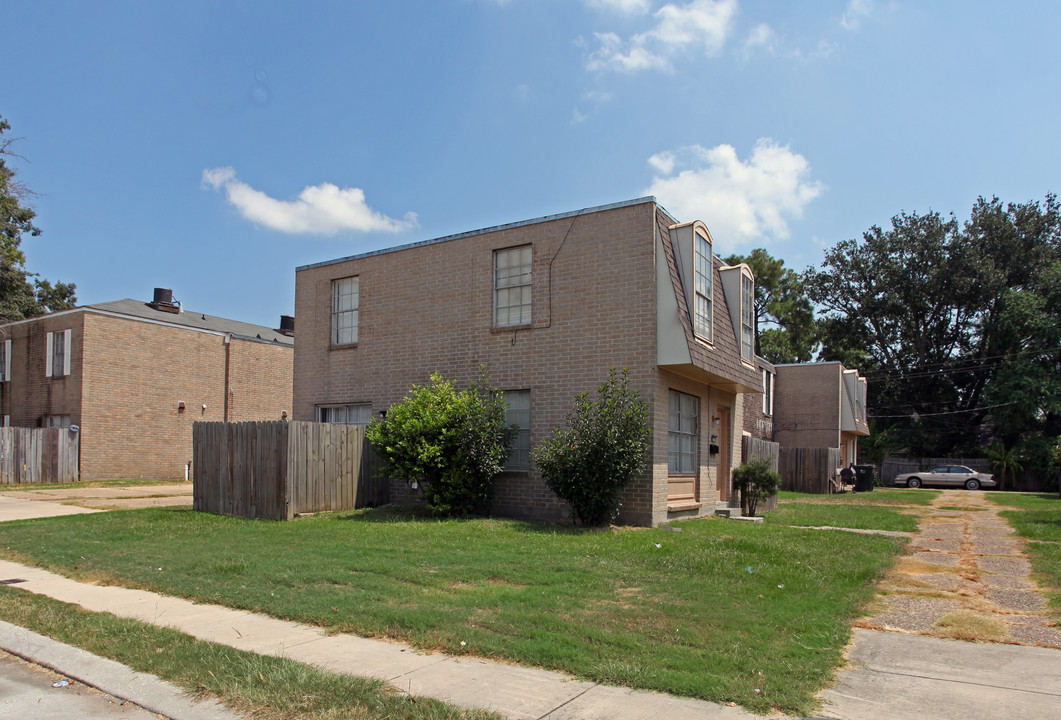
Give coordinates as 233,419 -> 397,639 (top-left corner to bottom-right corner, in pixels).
772,363 -> 842,449
227,339 -> 293,422
295,200 -> 756,526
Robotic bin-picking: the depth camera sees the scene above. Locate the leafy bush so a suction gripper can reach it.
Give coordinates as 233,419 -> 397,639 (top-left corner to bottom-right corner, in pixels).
365,368 -> 513,517
533,368 -> 651,526
732,458 -> 781,517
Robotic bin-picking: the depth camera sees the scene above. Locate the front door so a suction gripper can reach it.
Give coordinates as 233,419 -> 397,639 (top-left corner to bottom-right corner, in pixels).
717,407 -> 730,502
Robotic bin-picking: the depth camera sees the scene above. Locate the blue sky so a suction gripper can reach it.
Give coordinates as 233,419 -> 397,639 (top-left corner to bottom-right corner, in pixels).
6,0 -> 1059,327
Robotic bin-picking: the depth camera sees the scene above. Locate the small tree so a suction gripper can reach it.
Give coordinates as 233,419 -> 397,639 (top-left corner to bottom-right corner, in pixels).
533,368 -> 651,526
365,368 -> 513,517
731,458 -> 781,517
986,441 -> 1023,492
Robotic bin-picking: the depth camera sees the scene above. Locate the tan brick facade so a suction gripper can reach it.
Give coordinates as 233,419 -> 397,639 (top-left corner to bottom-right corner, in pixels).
295,198 -> 762,526
0,305 -> 292,481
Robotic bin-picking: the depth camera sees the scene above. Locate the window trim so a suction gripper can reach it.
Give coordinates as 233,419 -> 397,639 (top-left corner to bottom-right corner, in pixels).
693,232 -> 713,342
0,339 -> 10,382
494,245 -> 533,328
740,271 -> 754,363
330,276 -> 359,346
668,389 -> 699,475
762,369 -> 773,417
316,403 -> 373,425
45,330 -> 72,378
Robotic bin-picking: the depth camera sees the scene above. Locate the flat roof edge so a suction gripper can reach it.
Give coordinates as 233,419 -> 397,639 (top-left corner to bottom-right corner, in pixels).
296,196 -> 658,272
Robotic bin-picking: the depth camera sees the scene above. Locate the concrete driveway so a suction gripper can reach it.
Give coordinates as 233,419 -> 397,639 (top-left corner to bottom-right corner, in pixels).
0,483 -> 192,521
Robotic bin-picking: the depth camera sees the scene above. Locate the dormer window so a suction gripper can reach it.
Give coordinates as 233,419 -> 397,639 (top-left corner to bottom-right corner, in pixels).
694,232 -> 712,341
741,273 -> 754,362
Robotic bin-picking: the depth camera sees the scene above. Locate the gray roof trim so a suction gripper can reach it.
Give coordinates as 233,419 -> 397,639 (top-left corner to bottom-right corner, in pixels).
0,307 -> 84,328
296,196 -> 660,271
773,361 -> 844,368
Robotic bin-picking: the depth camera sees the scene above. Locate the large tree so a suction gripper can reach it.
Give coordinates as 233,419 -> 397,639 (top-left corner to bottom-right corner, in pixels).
723,248 -> 817,364
0,114 -> 76,322
805,195 -> 1061,459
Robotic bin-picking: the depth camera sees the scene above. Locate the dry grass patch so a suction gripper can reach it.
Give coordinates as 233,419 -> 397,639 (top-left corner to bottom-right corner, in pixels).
934,611 -> 1008,641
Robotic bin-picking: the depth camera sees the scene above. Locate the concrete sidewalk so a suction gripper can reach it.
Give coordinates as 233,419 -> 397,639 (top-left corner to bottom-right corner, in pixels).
0,558 -> 766,720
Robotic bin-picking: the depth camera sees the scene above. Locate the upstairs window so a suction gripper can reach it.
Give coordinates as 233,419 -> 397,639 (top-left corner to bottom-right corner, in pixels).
762,369 -> 773,416
741,273 -> 754,362
502,389 -> 531,471
494,246 -> 532,327
331,276 -> 359,345
694,233 -> 712,341
45,330 -> 71,378
317,404 -> 372,425
0,339 -> 10,382
668,389 -> 698,474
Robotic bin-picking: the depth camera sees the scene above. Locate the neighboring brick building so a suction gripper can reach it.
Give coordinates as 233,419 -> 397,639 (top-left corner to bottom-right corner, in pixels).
0,290 -> 294,480
294,197 -> 762,526
770,361 -> 869,467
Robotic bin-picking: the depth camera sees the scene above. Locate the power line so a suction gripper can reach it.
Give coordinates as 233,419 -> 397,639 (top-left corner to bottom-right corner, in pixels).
869,401 -> 1019,419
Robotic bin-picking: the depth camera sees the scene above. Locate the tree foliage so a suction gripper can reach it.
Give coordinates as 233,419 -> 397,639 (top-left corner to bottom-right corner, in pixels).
365,369 -> 514,518
805,195 -> 1061,459
723,248 -> 817,364
532,368 -> 651,526
0,114 -> 76,322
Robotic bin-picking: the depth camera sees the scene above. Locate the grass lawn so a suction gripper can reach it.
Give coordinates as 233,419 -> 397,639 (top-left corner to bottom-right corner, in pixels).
0,478 -> 188,492
777,488 -> 940,506
0,586 -> 500,720
986,492 -> 1061,614
0,507 -> 906,716
768,488 -> 930,533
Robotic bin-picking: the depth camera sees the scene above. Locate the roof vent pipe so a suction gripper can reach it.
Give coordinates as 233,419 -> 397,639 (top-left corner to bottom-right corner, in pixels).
278,315 -> 295,337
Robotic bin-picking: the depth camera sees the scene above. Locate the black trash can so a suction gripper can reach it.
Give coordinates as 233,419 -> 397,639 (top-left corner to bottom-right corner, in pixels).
853,464 -> 875,492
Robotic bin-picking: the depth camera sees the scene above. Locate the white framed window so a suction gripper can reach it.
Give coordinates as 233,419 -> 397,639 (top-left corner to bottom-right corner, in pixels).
762,369 -> 773,417
0,339 -> 10,382
694,233 -> 712,341
502,389 -> 531,471
494,246 -> 532,327
668,389 -> 698,474
44,414 -> 72,428
317,404 -> 373,425
741,273 -> 754,362
1,416 -> 9,427
45,330 -> 72,378
331,277 -> 359,345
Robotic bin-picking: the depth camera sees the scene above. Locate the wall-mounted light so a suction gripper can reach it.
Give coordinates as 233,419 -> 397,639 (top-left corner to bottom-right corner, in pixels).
281,410 -> 288,419
177,401 -> 186,413
712,416 -> 721,427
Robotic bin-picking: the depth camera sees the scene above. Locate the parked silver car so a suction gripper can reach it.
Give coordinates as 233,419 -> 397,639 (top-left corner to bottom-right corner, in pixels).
894,465 -> 996,490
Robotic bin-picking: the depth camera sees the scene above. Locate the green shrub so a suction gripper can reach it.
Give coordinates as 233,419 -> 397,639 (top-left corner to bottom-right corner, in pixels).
533,368 -> 651,526
732,458 -> 781,517
365,368 -> 514,517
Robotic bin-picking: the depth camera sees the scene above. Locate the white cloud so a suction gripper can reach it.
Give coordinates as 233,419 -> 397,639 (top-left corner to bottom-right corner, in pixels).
644,139 -> 823,246
841,0 -> 873,30
586,0 -> 736,73
201,167 -> 418,235
571,89 -> 614,124
584,0 -> 651,13
743,23 -> 777,57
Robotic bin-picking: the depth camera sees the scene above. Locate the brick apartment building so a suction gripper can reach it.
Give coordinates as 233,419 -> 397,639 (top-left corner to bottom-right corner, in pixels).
294,197 -> 765,526
770,362 -> 869,467
0,290 -> 294,481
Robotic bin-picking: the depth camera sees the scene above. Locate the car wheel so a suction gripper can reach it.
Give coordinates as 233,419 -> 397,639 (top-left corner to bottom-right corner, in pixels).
907,477 -> 921,488
965,479 -> 980,491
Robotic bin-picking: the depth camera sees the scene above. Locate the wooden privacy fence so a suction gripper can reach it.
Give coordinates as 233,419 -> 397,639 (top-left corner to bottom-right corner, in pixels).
778,447 -> 842,494
193,421 -> 388,520
0,427 -> 80,485
740,436 -> 780,514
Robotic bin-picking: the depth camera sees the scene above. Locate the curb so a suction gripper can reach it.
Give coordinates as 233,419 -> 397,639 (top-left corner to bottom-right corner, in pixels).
0,620 -> 244,720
